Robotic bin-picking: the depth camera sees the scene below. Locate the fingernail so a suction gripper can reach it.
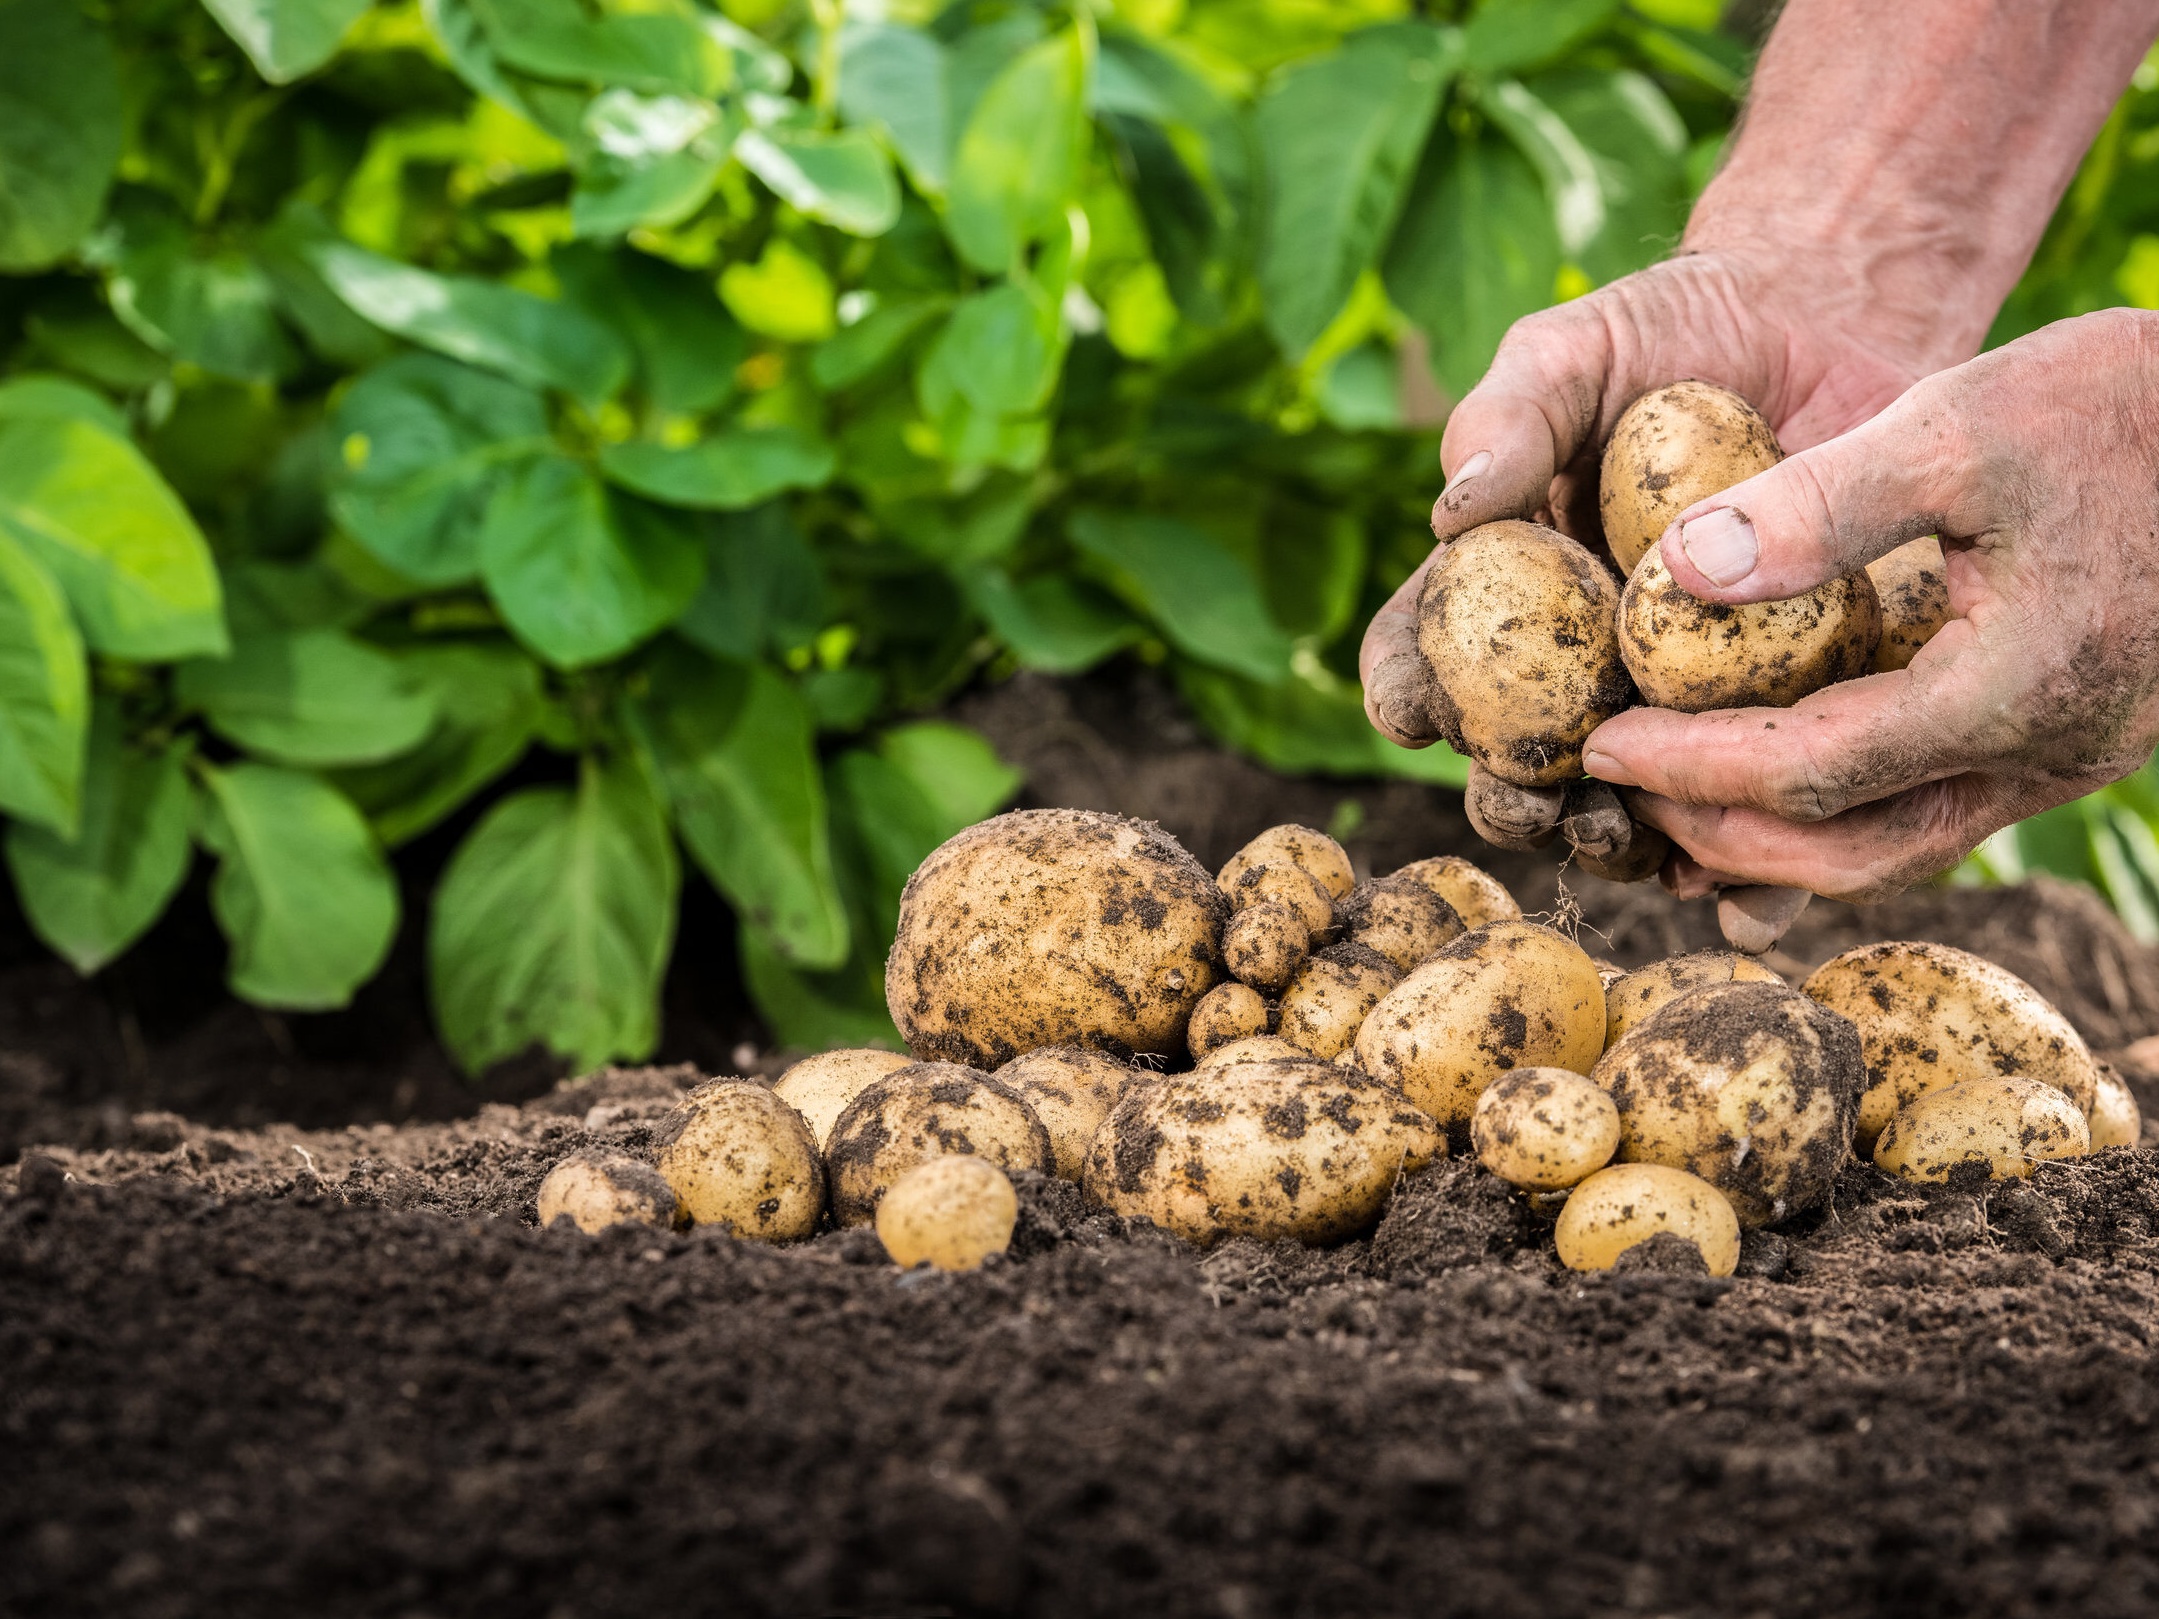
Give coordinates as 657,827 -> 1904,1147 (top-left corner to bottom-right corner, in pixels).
1444,450 -> 1492,493
1680,507 -> 1758,586
1582,748 -> 1637,786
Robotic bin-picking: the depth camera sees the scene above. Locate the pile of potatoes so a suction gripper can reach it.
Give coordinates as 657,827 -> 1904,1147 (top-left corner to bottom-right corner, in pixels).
536,809 -> 2139,1278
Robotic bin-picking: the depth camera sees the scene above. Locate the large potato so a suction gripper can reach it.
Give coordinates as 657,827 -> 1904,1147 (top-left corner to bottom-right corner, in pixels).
1353,920 -> 1605,1131
772,1048 -> 913,1148
1802,940 -> 2099,1148
1417,520 -> 1633,787
1219,824 -> 1356,901
1277,943 -> 1401,1059
1603,951 -> 1785,1049
1590,982 -> 1861,1225
1599,381 -> 1784,576
1389,856 -> 1520,928
826,1063 -> 1053,1226
654,1080 -> 826,1240
1867,535 -> 1952,673
1471,1068 -> 1619,1192
1083,1059 -> 1443,1244
1555,1163 -> 1741,1276
886,809 -> 1227,1067
992,1046 -> 1138,1180
1873,1076 -> 2090,1182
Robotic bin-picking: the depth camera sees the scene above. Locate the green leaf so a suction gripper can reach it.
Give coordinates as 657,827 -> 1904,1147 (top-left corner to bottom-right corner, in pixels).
0,529 -> 86,834
877,721 -> 1022,833
736,125 -> 901,238
196,762 -> 399,1011
810,297 -> 946,393
555,245 -> 745,416
1482,78 -> 1607,259
598,427 -> 836,510
737,922 -> 900,1051
0,0 -> 123,271
920,283 -> 1061,418
1256,23 -> 1457,356
1178,662 -> 1471,784
673,504 -> 825,661
255,201 -> 397,369
946,27 -> 1090,274
1463,0 -> 1621,76
202,0 -> 374,84
176,629 -> 442,767
1525,69 -> 1688,282
1068,509 -> 1294,683
838,22 -> 950,195
570,89 -> 730,238
717,238 -> 836,344
430,752 -> 680,1074
479,455 -> 705,668
100,204 -> 297,383
878,474 -> 1031,566
0,375 -> 127,435
5,708 -> 190,973
961,567 -> 1139,674
470,0 -> 728,96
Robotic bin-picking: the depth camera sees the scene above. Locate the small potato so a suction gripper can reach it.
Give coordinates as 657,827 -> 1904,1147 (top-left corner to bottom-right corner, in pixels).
772,1048 -> 913,1148
536,1152 -> 681,1234
2090,1065 -> 2143,1151
1337,876 -> 1464,972
1198,1034 -> 1308,1069
1389,856 -> 1521,928
1604,951 -> 1785,1050
1277,943 -> 1401,1059
1471,1068 -> 1620,1192
826,1063 -> 1053,1226
1554,1163 -> 1741,1276
993,1046 -> 1137,1180
1223,902 -> 1310,992
1083,1059 -> 1443,1244
654,1080 -> 826,1240
1873,1076 -> 2091,1183
1230,861 -> 1335,938
1219,824 -> 1356,901
875,1156 -> 1018,1271
1867,535 -> 1952,673
1189,982 -> 1272,1058
1354,921 -> 1606,1132
1599,381 -> 1784,576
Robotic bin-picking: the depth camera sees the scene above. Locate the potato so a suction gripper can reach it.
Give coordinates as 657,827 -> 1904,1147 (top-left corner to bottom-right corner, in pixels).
1603,951 -> 1785,1049
1219,823 -> 1356,901
2090,1064 -> 2143,1151
1223,901 -> 1310,992
1417,519 -> 1633,787
992,1046 -> 1137,1180
1083,1059 -> 1443,1244
654,1080 -> 826,1240
1198,1034 -> 1308,1069
1802,940 -> 2100,1148
1471,1068 -> 1620,1192
1867,535 -> 1952,673
772,1047 -> 913,1148
536,1152 -> 682,1234
1277,943 -> 1402,1059
1873,1076 -> 2091,1183
875,1156 -> 1019,1271
1353,921 -> 1606,1132
1188,982 -> 1271,1058
826,1062 -> 1053,1226
1598,380 -> 1783,576
1229,861 -> 1335,939
1554,1163 -> 1741,1276
1337,875 -> 1464,972
1389,856 -> 1521,929
1560,780 -> 1670,884
1618,544 -> 1882,712
1590,982 -> 1861,1225
1463,767 -> 1563,852
887,809 -> 1227,1067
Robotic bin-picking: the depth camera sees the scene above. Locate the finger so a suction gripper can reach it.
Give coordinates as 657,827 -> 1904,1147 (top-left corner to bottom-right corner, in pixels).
1717,887 -> 1812,955
1464,764 -> 1565,852
1658,845 -> 1752,900
1359,561 -> 1439,744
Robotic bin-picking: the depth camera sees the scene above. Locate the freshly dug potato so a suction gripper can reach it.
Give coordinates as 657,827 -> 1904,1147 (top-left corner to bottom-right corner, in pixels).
886,809 -> 1227,1067
1337,876 -> 1464,972
1802,940 -> 2099,1147
772,1047 -> 913,1148
1219,824 -> 1356,901
1867,535 -> 1952,673
1390,856 -> 1520,928
2090,1065 -> 2143,1151
1353,921 -> 1606,1132
1619,545 -> 1882,712
1554,1162 -> 1741,1276
654,1080 -> 825,1240
1083,1059 -> 1443,1244
993,1046 -> 1137,1180
826,1063 -> 1053,1226
1229,861 -> 1335,938
1471,1068 -> 1620,1192
536,1152 -> 681,1234
1418,520 -> 1633,787
875,1156 -> 1018,1271
1603,951 -> 1785,1049
1599,380 -> 1783,576
1198,1034 -> 1308,1069
1873,1076 -> 2091,1182
1189,982 -> 1271,1058
1560,780 -> 1670,884
1590,982 -> 1861,1225
1223,901 -> 1310,992
1277,943 -> 1402,1059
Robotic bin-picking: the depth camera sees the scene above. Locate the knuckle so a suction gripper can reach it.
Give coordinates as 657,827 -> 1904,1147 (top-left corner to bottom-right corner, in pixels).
1760,735 -> 1845,823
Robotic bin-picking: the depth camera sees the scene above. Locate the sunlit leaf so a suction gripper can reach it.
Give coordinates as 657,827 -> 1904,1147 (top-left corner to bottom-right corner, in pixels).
0,528 -> 86,835
946,27 -> 1090,274
0,0 -> 123,271
202,0 -> 374,84
1068,508 -> 1294,683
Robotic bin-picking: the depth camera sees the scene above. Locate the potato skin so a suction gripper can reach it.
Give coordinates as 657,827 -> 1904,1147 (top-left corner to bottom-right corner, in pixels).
1873,1076 -> 2091,1182
537,1152 -> 682,1234
1802,940 -> 2099,1148
1189,982 -> 1272,1058
1867,535 -> 1952,673
992,1046 -> 1138,1181
1471,1068 -> 1619,1192
1223,902 -> 1310,992
886,808 -> 1227,1068
1337,876 -> 1464,972
876,1156 -> 1018,1271
1598,381 -> 1782,576
1198,1034 -> 1308,1069
1277,943 -> 1401,1059
1082,1059 -> 1443,1244
1603,951 -> 1785,1050
1555,1163 -> 1741,1276
2090,1065 -> 2143,1151
1230,862 -> 1335,939
654,1080 -> 826,1240
1219,824 -> 1356,901
1417,520 -> 1633,787
1389,857 -> 1520,928
825,1062 -> 1053,1226
772,1048 -> 914,1148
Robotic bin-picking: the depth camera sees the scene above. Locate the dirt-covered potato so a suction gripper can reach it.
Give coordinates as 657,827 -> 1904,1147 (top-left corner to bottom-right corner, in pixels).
1598,381 -> 1783,576
1337,876 -> 1463,972
1590,982 -> 1861,1225
1471,1068 -> 1620,1192
875,1156 -> 1019,1271
1463,767 -> 1563,852
1353,921 -> 1606,1132
1277,943 -> 1402,1059
1619,545 -> 1882,713
771,1048 -> 914,1148
1223,901 -> 1310,992
1229,861 -> 1335,939
1873,1076 -> 2091,1183
1560,781 -> 1671,884
826,1063 -> 1053,1226
887,809 -> 1227,1067
1219,824 -> 1356,901
1198,1034 -> 1308,1069
992,1046 -> 1137,1180
1554,1162 -> 1741,1276
1390,856 -> 1520,929
654,1080 -> 826,1240
1083,1059 -> 1443,1244
1418,519 -> 1633,787
1603,951 -> 1785,1049
536,1152 -> 682,1234
2090,1065 -> 2143,1151
1188,982 -> 1272,1058
1802,940 -> 2100,1148
1867,535 -> 1952,673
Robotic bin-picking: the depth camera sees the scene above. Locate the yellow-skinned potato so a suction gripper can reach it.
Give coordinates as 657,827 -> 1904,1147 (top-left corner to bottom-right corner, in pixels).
826,1063 -> 1053,1226
1229,861 -> 1335,939
1083,1060 -> 1443,1244
1338,876 -> 1464,972
772,1048 -> 913,1148
886,809 -> 1227,1067
1189,982 -> 1272,1059
1873,1076 -> 2091,1182
1599,381 -> 1784,576
1223,901 -> 1310,992
536,1152 -> 682,1234
1555,1163 -> 1741,1276
1867,535 -> 1952,672
876,1156 -> 1018,1271
992,1046 -> 1137,1180
1802,940 -> 2099,1148
1277,943 -> 1401,1059
1471,1068 -> 1620,1192
1604,951 -> 1785,1050
1198,1034 -> 1308,1069
1389,856 -> 1520,929
1591,982 -> 1862,1225
1219,824 -> 1356,901
654,1080 -> 826,1240
2090,1065 -> 2143,1151
1353,921 -> 1606,1132
1418,520 -> 1633,786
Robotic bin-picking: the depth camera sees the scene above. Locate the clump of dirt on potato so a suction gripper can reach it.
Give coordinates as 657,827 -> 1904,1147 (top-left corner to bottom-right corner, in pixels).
1599,380 -> 1783,576
1336,875 -> 1463,971
1603,950 -> 1784,1049
825,1062 -> 1052,1226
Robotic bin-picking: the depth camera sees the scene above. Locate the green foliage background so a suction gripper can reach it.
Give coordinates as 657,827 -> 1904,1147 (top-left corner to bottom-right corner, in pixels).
0,0 -> 2153,1074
